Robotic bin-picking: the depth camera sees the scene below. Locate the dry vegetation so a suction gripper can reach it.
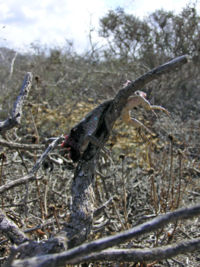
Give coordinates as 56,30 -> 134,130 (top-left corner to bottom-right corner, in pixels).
0,4 -> 200,267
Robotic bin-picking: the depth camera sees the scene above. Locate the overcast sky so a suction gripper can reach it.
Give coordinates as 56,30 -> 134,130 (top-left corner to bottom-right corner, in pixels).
0,0 -> 198,53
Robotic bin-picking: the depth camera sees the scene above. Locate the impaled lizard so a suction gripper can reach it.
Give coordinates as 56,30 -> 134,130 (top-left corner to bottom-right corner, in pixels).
61,99 -> 111,162
61,82 -> 169,162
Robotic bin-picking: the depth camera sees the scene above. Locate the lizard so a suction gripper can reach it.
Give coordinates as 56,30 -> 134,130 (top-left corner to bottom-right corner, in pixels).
61,99 -> 112,162
122,89 -> 169,135
61,81 -> 169,162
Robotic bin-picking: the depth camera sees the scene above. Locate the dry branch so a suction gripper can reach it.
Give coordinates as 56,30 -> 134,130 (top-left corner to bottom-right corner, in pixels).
31,136 -> 62,173
73,238 -> 200,264
0,136 -> 62,194
113,55 -> 189,116
2,56 -> 192,267
65,55 -> 189,248
0,210 -> 28,245
0,72 -> 32,136
10,204 -> 200,267
0,173 -> 41,194
0,139 -> 45,150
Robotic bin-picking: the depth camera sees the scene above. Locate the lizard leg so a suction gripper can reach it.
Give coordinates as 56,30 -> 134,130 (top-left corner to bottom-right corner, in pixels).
125,95 -> 170,117
132,96 -> 170,116
127,117 -> 154,135
122,107 -> 154,135
148,105 -> 170,116
121,92 -> 169,138
122,96 -> 160,135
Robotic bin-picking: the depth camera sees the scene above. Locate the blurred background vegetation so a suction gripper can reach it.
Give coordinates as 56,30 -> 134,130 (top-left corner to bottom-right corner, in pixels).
0,4 -> 199,169
0,4 -> 199,120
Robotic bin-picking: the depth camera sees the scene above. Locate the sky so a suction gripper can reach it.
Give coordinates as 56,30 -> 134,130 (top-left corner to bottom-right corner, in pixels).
0,0 -> 198,54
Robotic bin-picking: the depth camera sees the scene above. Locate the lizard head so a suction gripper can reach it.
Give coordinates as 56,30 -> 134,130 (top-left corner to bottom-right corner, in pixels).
61,134 -> 81,162
123,80 -> 147,99
135,90 -> 147,99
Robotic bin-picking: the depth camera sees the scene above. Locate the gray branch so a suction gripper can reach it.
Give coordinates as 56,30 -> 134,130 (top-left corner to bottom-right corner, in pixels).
0,136 -> 62,194
0,72 -> 32,135
10,204 -> 200,267
0,173 -> 40,194
72,238 -> 200,264
31,136 -> 62,173
0,210 -> 28,245
0,139 -> 45,150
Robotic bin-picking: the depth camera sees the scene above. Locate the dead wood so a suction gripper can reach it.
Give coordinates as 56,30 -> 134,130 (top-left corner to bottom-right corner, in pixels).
73,238 -> 200,264
1,56 -> 196,267
10,204 -> 200,267
0,210 -> 28,245
0,72 -> 32,136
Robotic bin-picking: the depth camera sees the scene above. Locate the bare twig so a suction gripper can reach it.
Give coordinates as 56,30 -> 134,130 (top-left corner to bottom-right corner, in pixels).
0,173 -> 42,194
0,72 -> 32,136
10,204 -> 200,267
31,136 -> 62,173
0,136 -> 62,194
0,139 -> 45,150
0,210 -> 28,245
93,196 -> 114,217
9,52 -> 18,80
73,238 -> 200,264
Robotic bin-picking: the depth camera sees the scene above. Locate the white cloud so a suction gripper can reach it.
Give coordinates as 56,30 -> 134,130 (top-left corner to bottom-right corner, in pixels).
0,0 -> 197,53
0,0 -> 108,52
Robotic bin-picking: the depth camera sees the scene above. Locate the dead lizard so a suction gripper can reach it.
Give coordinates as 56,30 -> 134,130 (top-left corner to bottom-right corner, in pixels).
61,81 -> 169,162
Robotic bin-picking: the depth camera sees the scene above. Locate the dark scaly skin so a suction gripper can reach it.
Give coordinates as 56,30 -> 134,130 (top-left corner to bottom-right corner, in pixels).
61,100 -> 112,162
